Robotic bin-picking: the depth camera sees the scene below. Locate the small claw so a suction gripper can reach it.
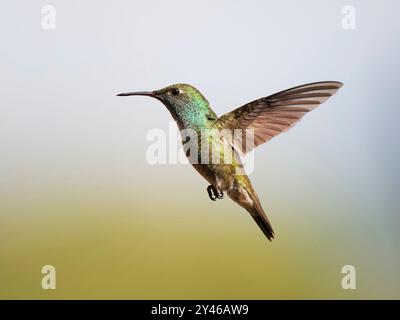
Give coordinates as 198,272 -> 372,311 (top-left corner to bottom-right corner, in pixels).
207,185 -> 217,201
207,185 -> 224,201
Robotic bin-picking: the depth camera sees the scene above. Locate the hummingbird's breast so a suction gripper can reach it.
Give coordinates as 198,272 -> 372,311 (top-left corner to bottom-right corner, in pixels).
182,127 -> 244,191
167,99 -> 242,190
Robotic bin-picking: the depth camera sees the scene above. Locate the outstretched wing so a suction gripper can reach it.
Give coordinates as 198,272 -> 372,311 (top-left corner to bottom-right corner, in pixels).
216,81 -> 343,154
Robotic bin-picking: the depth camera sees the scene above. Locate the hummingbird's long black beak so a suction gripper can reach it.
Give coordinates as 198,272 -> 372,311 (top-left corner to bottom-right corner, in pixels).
116,91 -> 155,97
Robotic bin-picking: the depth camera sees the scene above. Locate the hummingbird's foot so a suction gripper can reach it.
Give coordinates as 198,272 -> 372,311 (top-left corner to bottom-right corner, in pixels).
207,185 -> 217,201
207,185 -> 224,201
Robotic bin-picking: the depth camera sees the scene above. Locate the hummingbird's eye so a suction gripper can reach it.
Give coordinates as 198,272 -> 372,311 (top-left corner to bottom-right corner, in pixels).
170,88 -> 180,96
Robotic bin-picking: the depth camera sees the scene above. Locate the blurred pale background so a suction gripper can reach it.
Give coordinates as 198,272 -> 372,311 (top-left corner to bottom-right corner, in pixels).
0,0 -> 399,299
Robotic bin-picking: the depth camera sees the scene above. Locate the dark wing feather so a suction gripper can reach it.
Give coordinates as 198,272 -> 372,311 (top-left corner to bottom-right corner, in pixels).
216,81 -> 343,154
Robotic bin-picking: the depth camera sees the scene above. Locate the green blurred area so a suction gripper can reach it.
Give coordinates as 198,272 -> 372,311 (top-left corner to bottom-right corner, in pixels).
1,185 -> 398,300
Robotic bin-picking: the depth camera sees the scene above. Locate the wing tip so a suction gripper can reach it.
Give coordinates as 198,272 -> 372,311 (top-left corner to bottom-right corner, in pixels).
327,81 -> 344,89
307,80 -> 344,87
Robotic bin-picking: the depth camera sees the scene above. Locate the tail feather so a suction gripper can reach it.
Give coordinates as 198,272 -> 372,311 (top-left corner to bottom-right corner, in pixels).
249,199 -> 275,241
228,184 -> 275,241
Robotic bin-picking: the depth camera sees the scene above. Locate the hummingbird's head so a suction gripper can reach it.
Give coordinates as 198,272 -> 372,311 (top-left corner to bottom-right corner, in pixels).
117,83 -> 208,107
157,83 -> 210,108
117,83 -> 212,124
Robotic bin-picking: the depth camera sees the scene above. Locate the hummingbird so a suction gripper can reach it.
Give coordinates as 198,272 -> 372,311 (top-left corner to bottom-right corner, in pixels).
117,81 -> 343,241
